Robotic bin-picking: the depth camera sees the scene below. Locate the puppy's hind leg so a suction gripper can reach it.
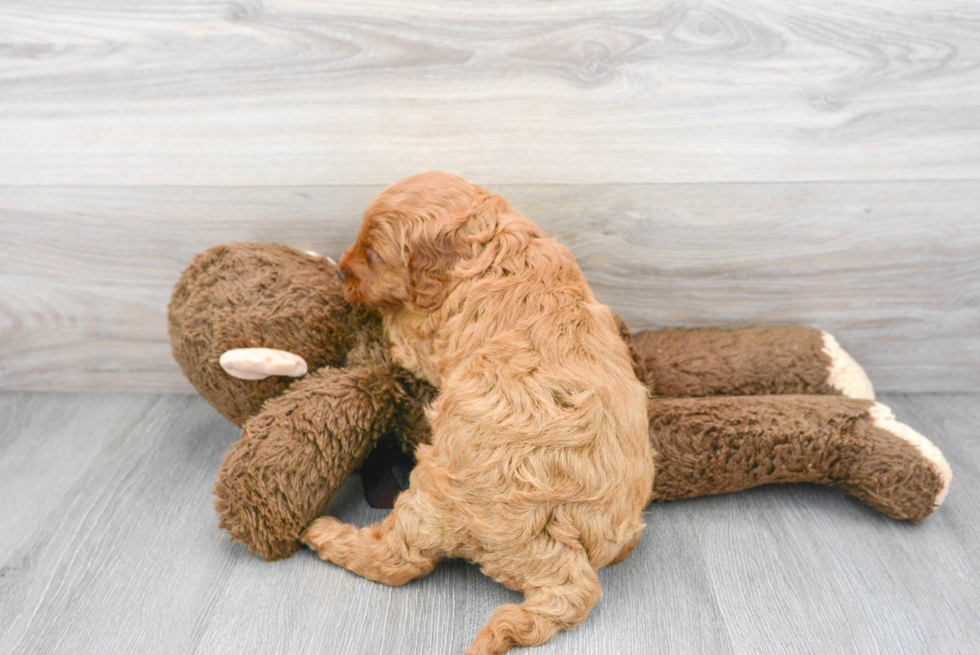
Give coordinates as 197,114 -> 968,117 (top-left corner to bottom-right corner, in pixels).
301,485 -> 444,587
466,546 -> 601,655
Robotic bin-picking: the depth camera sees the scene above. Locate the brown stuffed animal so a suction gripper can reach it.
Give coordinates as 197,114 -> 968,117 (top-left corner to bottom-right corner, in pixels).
169,242 -> 951,561
169,242 -> 437,561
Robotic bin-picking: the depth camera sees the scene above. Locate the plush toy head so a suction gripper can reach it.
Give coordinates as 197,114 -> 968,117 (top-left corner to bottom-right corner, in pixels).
169,242 -> 436,560
169,243 -> 373,426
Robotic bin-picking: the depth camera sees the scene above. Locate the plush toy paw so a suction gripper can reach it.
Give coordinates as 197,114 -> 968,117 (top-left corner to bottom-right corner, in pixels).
821,332 -> 875,400
848,401 -> 952,520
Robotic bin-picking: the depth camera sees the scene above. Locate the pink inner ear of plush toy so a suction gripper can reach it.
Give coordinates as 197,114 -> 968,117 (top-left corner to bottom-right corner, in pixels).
219,348 -> 309,380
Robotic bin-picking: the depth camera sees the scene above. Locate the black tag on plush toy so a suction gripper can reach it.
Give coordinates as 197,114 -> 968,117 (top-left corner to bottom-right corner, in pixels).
360,443 -> 415,509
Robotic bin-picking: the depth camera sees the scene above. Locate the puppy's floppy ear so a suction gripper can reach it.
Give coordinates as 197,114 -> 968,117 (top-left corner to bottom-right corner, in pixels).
403,195 -> 502,310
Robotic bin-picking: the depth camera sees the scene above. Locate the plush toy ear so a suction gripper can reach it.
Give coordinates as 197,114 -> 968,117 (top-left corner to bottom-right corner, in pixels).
219,348 -> 308,380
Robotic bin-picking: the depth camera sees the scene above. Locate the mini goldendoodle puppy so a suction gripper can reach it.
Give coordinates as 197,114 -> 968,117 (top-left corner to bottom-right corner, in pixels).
302,172 -> 654,655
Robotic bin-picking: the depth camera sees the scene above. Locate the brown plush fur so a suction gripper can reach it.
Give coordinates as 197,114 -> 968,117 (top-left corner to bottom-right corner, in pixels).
647,395 -> 945,521
304,172 -> 655,654
169,243 -> 375,427
169,243 -> 435,561
630,325 -> 838,397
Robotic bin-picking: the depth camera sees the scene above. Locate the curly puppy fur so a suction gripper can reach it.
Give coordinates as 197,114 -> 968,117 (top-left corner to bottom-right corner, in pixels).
302,172 -> 655,654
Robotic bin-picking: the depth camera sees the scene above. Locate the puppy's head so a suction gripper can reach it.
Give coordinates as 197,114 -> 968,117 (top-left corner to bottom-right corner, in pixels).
339,171 -> 502,311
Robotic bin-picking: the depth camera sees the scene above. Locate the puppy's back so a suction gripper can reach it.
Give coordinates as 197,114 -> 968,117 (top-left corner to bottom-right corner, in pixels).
424,206 -> 654,565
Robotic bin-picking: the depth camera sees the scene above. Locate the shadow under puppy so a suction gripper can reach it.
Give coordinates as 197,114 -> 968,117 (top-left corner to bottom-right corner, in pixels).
301,172 -> 655,655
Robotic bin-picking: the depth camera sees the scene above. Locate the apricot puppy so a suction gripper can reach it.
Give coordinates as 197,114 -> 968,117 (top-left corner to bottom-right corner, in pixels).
302,172 -> 655,654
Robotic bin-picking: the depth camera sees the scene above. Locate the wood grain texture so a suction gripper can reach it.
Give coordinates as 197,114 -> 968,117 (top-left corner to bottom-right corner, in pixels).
1,183 -> 977,392
0,0 -> 978,185
0,391 -> 978,654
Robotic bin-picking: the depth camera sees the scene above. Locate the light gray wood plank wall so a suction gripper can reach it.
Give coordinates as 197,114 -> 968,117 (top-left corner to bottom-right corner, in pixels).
1,183 -> 978,392
1,391 -> 978,654
1,0 -> 979,185
0,0 -> 978,392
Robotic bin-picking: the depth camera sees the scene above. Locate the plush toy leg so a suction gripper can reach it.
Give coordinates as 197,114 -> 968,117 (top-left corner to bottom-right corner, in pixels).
631,325 -> 874,399
213,364 -> 400,561
648,395 -> 951,521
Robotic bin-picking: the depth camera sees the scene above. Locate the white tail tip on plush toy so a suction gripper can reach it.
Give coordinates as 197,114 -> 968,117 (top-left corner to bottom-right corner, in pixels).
821,332 -> 875,400
869,402 -> 952,507
219,348 -> 309,380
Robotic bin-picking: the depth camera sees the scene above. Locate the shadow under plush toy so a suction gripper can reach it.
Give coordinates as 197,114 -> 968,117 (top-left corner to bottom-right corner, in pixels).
169,242 -> 950,563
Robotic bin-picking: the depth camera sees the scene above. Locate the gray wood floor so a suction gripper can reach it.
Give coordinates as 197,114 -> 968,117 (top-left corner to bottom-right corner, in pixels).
1,391 -> 977,655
